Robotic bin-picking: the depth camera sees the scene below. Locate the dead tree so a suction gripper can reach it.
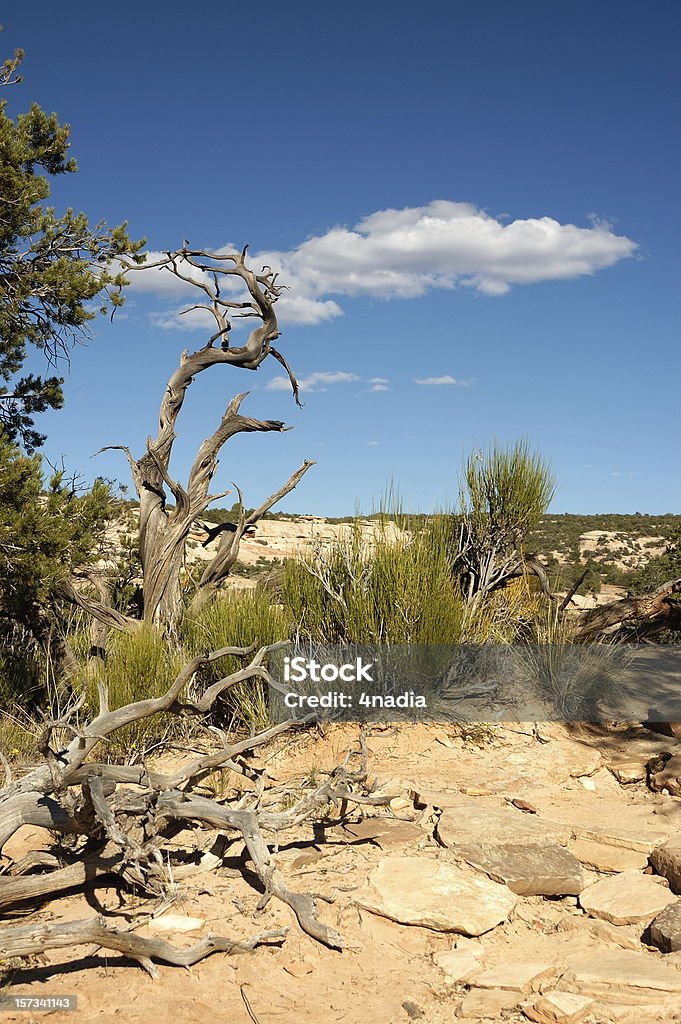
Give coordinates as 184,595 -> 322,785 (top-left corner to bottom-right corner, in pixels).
572,576 -> 681,641
0,644 -> 389,974
64,247 -> 313,635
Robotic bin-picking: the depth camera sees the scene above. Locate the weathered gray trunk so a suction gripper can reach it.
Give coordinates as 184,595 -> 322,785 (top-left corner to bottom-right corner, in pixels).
64,248 -> 312,638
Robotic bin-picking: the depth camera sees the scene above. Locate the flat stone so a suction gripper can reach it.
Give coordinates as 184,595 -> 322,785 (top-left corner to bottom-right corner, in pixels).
452,842 -> 583,896
357,856 -> 516,935
609,761 -> 647,784
557,915 -> 643,951
570,838 -> 649,873
432,948 -> 480,982
389,797 -> 412,812
563,950 -> 681,1000
147,913 -> 205,933
523,992 -> 594,1024
338,818 -> 423,847
571,824 -> 669,854
456,988 -> 519,1018
469,961 -> 555,993
650,835 -> 681,893
437,805 -> 571,849
579,870 -> 675,926
568,749 -> 603,777
649,899 -> 681,952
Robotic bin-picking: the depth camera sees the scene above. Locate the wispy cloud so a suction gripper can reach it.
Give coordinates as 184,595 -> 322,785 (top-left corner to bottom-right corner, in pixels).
610,471 -> 636,478
367,440 -> 381,446
413,375 -> 469,386
266,370 -> 360,393
127,200 -> 637,328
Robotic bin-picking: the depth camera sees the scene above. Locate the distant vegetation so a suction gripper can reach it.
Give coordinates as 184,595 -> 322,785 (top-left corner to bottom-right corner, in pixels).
200,506 -> 681,595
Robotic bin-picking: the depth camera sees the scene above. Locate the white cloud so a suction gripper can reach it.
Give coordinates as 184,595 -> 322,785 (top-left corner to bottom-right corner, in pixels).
610,471 -> 636,478
266,370 -> 360,393
413,375 -> 468,386
148,305 -> 215,331
367,440 -> 381,446
128,202 -> 636,328
256,201 -> 636,306
369,383 -> 390,392
274,294 -> 343,326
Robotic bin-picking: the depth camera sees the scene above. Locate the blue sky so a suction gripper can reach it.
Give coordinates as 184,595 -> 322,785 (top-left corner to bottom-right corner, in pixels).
5,1 -> 680,515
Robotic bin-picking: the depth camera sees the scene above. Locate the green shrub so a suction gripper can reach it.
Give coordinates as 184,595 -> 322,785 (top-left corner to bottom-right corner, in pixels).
78,626 -> 184,760
0,622 -> 45,709
184,588 -> 291,731
280,516 -> 463,644
0,704 -> 40,763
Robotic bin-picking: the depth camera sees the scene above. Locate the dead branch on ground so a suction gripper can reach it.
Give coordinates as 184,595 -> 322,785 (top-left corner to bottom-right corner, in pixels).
0,643 -> 389,974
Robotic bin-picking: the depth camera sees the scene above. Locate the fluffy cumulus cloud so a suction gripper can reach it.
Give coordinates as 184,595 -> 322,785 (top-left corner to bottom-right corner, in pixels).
130,201 -> 636,328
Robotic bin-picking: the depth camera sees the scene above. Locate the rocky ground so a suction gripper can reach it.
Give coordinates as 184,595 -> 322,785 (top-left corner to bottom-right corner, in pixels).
4,719 -> 681,1023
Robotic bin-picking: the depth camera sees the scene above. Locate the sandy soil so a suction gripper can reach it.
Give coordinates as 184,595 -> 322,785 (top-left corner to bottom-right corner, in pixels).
3,720 -> 681,1023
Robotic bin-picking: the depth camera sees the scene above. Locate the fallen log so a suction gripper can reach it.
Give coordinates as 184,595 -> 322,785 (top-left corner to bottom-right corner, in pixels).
0,916 -> 287,979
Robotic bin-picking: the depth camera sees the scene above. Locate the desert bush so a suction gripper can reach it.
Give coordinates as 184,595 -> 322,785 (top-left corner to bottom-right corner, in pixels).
280,515 -> 463,644
455,440 -> 555,605
515,608 -> 634,719
184,588 -> 290,731
461,575 -> 541,643
0,704 -> 40,764
77,626 -> 185,760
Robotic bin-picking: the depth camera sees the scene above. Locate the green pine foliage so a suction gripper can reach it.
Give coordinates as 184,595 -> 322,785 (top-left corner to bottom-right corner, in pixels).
0,434 -> 122,701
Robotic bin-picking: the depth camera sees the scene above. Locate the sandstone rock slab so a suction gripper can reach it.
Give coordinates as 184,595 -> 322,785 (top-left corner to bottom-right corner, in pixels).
571,824 -> 669,854
523,991 -> 594,1024
570,838 -> 649,873
469,960 -> 555,993
357,856 -> 516,935
456,987 -> 519,1018
563,950 -> 681,1002
649,899 -> 681,953
557,915 -> 643,951
609,761 -> 647,784
579,870 -> 675,926
432,947 -> 480,982
650,835 -> 681,893
453,842 -> 583,896
437,805 -> 571,849
338,818 -> 423,847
